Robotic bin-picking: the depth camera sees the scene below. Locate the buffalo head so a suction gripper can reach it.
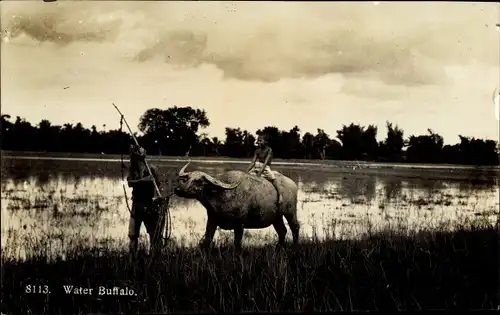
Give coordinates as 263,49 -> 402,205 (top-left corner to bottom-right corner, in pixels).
174,162 -> 242,198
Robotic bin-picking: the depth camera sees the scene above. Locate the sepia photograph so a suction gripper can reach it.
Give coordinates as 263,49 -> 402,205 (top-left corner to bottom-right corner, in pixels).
1,0 -> 499,313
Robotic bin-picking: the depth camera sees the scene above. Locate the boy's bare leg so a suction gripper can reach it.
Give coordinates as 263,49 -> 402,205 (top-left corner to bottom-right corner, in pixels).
270,179 -> 284,206
264,167 -> 283,208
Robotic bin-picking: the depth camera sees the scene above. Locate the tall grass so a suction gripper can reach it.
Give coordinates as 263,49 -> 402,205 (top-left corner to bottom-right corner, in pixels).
1,216 -> 497,314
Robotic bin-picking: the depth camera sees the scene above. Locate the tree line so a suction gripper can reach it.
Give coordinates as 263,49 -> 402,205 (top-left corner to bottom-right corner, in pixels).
1,107 -> 499,166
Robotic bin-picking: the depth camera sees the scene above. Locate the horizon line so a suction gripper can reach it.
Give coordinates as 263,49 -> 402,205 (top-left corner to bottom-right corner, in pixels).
3,151 -> 499,171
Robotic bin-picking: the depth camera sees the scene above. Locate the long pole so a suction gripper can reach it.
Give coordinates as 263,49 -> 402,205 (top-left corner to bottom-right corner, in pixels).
112,103 -> 162,197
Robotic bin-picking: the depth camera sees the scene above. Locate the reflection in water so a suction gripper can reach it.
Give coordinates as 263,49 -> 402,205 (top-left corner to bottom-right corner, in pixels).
1,159 -> 499,260
381,176 -> 403,201
337,175 -> 377,203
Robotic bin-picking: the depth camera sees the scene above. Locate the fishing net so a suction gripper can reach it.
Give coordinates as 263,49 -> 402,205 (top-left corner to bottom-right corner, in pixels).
151,195 -> 173,241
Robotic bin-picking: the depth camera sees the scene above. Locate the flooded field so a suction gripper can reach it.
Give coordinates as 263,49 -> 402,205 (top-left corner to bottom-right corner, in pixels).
1,155 -> 499,260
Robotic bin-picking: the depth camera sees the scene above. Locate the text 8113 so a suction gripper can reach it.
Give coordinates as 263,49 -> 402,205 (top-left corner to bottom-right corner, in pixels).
24,284 -> 50,294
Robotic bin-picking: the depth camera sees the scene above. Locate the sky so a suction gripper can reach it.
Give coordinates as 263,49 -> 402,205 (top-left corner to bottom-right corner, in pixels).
1,1 -> 499,145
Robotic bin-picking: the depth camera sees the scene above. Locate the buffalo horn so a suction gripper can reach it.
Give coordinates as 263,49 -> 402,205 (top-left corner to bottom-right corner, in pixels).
179,162 -> 191,176
202,173 -> 242,189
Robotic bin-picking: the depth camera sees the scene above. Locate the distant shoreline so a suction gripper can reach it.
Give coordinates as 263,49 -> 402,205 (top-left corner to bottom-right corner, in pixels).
2,150 -> 499,172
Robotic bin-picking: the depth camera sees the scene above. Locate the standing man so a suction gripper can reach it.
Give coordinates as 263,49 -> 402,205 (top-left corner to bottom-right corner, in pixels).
127,144 -> 165,258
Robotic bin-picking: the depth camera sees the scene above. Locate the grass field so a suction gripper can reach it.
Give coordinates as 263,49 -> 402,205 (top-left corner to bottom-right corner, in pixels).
1,152 -> 499,313
1,218 -> 497,313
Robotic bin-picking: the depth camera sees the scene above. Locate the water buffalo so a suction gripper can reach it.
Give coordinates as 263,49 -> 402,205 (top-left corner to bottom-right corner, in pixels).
173,162 -> 300,249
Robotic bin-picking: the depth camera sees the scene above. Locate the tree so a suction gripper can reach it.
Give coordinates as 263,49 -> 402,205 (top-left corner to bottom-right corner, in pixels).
223,127 -> 247,158
301,132 -> 315,159
191,133 -> 209,156
37,119 -> 56,152
280,126 -> 302,159
336,123 -> 365,160
313,128 -> 334,160
379,121 -> 404,162
242,130 -> 257,158
212,137 -> 222,156
1,114 -> 13,149
10,116 -> 36,151
314,129 -> 341,160
138,106 -> 210,156
456,135 -> 499,165
361,125 -> 378,161
88,125 -> 101,153
405,129 -> 444,163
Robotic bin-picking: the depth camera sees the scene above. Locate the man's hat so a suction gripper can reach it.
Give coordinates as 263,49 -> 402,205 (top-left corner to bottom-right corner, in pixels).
130,144 -> 146,157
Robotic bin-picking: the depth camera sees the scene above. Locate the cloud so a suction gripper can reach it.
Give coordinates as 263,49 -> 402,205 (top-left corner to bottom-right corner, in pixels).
1,1 -> 123,44
1,1 -> 498,91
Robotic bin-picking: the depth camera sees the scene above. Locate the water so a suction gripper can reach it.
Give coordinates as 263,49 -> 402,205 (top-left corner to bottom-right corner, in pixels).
1,155 -> 499,260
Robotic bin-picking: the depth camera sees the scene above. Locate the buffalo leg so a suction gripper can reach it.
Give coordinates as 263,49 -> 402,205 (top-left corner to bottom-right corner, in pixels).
284,213 -> 300,245
200,219 -> 217,248
272,216 -> 287,247
233,226 -> 244,251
